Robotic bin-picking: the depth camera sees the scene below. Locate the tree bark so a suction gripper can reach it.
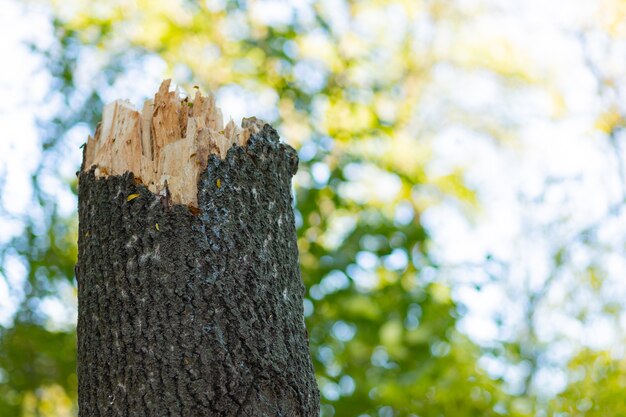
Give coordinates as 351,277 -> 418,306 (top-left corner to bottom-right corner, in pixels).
76,125 -> 320,416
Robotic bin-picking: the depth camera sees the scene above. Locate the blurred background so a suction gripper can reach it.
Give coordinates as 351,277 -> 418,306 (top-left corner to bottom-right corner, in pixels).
1,0 -> 626,415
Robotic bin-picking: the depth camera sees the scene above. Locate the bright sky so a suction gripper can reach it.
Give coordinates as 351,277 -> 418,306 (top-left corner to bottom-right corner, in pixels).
1,0 -> 625,397
0,0 -> 48,324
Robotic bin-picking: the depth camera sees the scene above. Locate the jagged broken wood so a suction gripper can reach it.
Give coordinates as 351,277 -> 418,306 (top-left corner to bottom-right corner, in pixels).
76,80 -> 320,416
83,79 -> 267,207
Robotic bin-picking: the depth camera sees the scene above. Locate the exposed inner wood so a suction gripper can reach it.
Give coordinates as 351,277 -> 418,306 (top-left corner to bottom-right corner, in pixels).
83,79 -> 267,207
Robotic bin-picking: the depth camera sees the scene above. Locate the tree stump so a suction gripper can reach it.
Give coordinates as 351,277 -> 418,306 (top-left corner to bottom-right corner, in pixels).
76,80 -> 320,416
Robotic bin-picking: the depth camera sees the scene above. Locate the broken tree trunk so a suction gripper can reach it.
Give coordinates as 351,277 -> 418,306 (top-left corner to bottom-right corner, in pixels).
76,80 -> 320,416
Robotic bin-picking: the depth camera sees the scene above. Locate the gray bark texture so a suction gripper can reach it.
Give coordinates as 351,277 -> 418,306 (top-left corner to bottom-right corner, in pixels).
76,126 -> 320,416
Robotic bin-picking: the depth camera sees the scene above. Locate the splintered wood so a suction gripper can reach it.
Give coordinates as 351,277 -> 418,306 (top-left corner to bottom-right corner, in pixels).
82,79 -> 267,207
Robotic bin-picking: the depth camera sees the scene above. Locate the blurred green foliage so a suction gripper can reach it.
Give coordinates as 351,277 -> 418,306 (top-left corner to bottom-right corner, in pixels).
3,0 -> 626,415
549,348 -> 626,416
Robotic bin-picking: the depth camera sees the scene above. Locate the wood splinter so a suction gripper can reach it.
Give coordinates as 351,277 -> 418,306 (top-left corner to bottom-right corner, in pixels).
82,79 -> 267,207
